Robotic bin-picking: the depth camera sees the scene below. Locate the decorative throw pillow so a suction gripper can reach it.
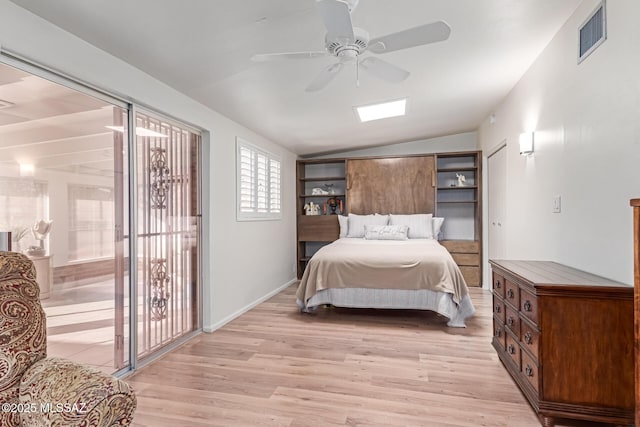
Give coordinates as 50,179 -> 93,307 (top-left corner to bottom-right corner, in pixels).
338,215 -> 348,238
364,224 -> 409,240
389,213 -> 434,239
346,213 -> 389,238
432,217 -> 445,240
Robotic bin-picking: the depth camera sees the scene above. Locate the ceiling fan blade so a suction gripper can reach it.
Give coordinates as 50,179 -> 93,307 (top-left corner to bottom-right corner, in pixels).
315,0 -> 355,42
305,62 -> 345,92
368,21 -> 451,54
251,52 -> 329,62
359,57 -> 410,83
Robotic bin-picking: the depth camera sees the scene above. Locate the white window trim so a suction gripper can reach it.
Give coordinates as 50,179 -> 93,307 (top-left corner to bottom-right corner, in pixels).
236,138 -> 282,221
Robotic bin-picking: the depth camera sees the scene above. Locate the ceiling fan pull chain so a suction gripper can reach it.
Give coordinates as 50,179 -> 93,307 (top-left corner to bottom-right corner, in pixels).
356,60 -> 360,88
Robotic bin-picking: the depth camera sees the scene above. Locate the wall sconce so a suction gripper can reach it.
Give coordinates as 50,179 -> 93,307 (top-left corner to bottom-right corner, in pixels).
519,132 -> 534,156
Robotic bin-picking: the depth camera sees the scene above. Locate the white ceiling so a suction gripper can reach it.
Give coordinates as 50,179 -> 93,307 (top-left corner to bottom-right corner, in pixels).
9,0 -> 582,155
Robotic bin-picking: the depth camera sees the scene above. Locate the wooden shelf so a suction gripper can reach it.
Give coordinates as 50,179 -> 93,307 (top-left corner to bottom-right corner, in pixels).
437,186 -> 478,190
299,194 -> 345,198
437,200 -> 477,204
300,176 -> 345,182
437,166 -> 477,172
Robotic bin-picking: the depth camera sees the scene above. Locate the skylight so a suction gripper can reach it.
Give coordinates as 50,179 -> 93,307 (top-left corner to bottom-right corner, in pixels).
355,99 -> 407,123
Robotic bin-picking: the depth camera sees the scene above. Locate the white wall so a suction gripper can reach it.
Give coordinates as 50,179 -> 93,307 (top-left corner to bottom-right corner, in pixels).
0,0 -> 298,330
308,131 -> 477,159
479,0 -> 640,285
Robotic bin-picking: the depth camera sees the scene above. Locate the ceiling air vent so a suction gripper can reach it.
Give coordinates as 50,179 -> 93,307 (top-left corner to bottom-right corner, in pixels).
578,0 -> 606,63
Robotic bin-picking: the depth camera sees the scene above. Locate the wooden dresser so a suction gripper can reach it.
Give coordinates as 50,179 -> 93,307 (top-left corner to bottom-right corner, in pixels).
631,198 -> 640,427
490,260 -> 633,427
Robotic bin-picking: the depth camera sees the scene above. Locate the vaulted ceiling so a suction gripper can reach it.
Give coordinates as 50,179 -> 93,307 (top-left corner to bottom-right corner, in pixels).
8,0 -> 582,155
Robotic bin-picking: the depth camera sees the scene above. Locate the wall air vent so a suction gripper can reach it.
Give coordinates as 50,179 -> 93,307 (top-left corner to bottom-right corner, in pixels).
578,0 -> 606,63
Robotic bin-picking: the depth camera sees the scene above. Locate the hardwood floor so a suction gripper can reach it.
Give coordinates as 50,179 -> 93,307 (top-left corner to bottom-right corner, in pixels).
127,285 -> 618,427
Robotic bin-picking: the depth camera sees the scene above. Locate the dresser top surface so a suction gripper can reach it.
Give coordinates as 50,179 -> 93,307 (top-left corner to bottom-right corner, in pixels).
489,260 -> 631,289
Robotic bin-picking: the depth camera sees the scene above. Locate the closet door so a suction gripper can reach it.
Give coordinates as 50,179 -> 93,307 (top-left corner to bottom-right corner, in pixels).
488,145 -> 507,260
346,156 -> 435,215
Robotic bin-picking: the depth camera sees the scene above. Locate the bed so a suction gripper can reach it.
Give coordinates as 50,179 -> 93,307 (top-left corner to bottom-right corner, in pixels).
295,236 -> 476,327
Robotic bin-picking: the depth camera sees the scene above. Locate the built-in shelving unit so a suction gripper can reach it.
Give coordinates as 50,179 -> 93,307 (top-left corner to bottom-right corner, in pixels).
296,159 -> 346,278
435,151 -> 482,286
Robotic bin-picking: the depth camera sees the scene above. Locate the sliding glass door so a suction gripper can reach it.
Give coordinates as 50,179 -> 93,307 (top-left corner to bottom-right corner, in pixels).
0,59 -> 202,374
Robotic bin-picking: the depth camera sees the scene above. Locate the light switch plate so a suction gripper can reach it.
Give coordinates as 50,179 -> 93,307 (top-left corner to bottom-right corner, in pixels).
553,196 -> 561,213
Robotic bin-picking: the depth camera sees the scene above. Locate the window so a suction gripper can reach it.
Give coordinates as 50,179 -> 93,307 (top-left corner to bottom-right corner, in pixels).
236,138 -> 281,220
0,178 -> 48,250
68,184 -> 114,261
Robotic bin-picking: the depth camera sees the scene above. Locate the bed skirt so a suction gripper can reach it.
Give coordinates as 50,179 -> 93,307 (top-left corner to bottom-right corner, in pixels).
297,288 -> 475,328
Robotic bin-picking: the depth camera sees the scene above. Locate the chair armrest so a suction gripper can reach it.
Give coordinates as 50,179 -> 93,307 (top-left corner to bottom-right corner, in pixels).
18,357 -> 136,427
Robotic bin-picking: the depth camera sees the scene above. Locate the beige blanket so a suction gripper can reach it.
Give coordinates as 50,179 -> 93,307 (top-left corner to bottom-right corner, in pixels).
296,238 -> 469,307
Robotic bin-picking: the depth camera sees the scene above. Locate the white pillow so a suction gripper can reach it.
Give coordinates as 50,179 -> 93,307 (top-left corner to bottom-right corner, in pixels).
389,213 -> 433,239
433,217 -> 445,240
338,215 -> 348,238
364,224 -> 408,240
346,213 -> 389,238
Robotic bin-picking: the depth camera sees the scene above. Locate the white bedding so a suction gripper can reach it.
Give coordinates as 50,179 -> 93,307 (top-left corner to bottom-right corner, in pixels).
296,238 -> 475,327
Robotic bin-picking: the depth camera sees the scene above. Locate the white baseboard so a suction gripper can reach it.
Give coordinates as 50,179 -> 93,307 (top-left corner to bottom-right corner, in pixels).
203,278 -> 297,333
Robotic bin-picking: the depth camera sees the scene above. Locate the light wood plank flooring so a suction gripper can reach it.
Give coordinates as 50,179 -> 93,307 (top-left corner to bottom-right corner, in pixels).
127,285 -> 616,427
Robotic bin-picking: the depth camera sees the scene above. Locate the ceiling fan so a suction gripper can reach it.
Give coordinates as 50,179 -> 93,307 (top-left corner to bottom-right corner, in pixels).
251,0 -> 451,92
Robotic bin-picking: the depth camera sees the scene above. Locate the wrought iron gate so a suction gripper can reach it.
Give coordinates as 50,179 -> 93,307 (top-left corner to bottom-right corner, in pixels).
135,111 -> 201,359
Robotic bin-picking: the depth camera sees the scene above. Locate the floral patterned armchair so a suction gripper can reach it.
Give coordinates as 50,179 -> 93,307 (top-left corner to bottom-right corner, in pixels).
0,251 -> 136,426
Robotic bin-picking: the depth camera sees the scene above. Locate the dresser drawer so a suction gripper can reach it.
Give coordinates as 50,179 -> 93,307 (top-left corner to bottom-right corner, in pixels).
505,304 -> 520,336
521,350 -> 539,393
492,273 -> 505,298
493,297 -> 505,323
520,322 -> 540,359
520,289 -> 538,325
451,253 -> 480,266
440,240 -> 479,253
297,215 -> 339,241
460,266 -> 480,286
493,317 -> 506,351
505,331 -> 520,368
504,280 -> 519,307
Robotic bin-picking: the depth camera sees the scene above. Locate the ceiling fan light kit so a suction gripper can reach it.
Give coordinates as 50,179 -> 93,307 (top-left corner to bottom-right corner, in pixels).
251,0 -> 451,92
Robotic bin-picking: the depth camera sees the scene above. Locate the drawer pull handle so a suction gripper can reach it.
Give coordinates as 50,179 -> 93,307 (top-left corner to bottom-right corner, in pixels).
495,327 -> 502,337
508,344 -> 516,355
523,300 -> 532,312
494,280 -> 501,288
524,332 -> 533,345
507,289 -> 515,299
495,305 -> 501,313
525,365 -> 534,377
507,317 -> 514,326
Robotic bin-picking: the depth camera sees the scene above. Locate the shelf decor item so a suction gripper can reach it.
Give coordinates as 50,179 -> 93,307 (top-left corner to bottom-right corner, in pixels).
326,196 -> 339,215
10,226 -> 29,252
304,202 -> 321,215
25,219 -> 52,257
311,187 -> 329,195
456,173 -> 466,187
